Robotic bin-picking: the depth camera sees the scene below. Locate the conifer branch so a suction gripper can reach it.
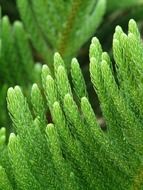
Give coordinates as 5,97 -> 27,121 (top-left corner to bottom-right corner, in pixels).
58,0 -> 82,55
17,0 -> 106,66
0,19 -> 143,190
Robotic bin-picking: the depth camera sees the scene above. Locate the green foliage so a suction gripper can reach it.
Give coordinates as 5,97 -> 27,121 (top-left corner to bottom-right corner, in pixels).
2,0 -> 143,128
1,0 -> 107,127
107,0 -> 143,12
0,15 -> 41,126
17,0 -> 106,66
1,16 -> 38,86
0,19 -> 143,189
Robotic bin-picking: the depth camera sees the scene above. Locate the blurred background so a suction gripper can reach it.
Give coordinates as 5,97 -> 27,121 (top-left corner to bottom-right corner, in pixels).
1,0 -> 143,51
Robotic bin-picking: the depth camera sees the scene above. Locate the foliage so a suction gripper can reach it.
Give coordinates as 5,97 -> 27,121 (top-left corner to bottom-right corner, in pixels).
107,0 -> 143,12
0,19 -> 143,189
0,16 -> 41,126
17,0 -> 106,66
0,0 -> 106,127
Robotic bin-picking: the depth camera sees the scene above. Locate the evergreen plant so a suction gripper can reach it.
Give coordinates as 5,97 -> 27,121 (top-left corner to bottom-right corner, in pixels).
0,19 -> 143,190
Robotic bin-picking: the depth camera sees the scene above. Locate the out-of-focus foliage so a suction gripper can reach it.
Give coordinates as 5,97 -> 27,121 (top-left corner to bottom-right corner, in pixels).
107,0 -> 143,12
0,16 -> 41,127
17,0 -> 106,67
